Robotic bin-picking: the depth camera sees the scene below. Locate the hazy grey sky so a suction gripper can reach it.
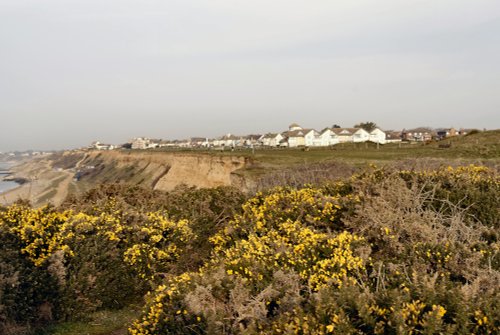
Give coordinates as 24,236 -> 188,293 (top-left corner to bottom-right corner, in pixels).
1,0 -> 499,151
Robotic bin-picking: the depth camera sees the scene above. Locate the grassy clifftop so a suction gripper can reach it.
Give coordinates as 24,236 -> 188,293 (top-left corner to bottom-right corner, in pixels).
2,130 -> 498,207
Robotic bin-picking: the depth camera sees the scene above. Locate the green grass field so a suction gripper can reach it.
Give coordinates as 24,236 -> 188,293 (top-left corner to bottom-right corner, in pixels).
126,130 -> 499,183
146,130 -> 500,165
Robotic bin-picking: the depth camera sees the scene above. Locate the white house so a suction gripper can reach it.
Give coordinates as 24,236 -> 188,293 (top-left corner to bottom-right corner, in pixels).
331,128 -> 371,143
244,135 -> 263,147
286,129 -> 307,147
304,129 -> 321,147
368,128 -> 387,144
352,128 -> 370,142
282,123 -> 321,147
261,133 -> 284,147
131,137 -> 152,149
332,128 -> 356,142
221,134 -> 239,147
318,129 -> 340,146
91,141 -> 115,150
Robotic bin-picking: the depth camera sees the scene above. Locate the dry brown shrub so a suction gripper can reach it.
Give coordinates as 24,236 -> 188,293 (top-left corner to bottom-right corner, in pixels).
347,169 -> 498,286
254,161 -> 357,192
184,270 -> 303,334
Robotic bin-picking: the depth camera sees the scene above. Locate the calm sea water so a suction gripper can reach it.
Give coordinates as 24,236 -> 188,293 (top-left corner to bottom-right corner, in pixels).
0,162 -> 19,194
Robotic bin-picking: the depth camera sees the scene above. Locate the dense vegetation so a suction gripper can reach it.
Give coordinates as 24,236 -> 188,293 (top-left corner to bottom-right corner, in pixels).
0,164 -> 498,334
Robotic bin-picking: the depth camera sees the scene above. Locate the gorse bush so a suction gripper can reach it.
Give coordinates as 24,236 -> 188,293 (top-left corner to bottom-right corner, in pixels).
0,165 -> 498,334
0,205 -> 190,326
130,165 -> 499,335
61,184 -> 246,273
0,186 -> 245,333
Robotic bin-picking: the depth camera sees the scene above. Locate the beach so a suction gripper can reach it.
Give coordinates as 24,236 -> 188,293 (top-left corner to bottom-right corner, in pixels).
0,157 -> 76,207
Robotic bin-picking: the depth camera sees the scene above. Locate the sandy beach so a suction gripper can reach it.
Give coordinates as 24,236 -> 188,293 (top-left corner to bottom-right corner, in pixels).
0,157 -> 77,207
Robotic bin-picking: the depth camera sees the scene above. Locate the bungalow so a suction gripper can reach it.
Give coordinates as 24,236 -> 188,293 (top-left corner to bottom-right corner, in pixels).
91,141 -> 115,150
244,135 -> 263,147
368,128 -> 387,144
318,128 -> 340,146
332,128 -> 353,142
332,128 -> 370,143
402,128 -> 434,142
385,131 -> 402,143
304,129 -> 322,147
352,128 -> 371,142
285,129 -> 307,147
261,133 -> 284,147
281,123 -> 319,147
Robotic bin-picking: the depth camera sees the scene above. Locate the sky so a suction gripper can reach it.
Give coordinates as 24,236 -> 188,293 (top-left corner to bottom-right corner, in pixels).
1,0 -> 499,151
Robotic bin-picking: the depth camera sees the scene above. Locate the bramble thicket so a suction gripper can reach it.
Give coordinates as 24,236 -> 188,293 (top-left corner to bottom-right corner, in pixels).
0,164 -> 498,334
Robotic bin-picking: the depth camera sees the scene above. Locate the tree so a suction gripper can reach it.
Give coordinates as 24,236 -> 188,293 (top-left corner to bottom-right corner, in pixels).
332,124 -> 341,128
354,122 -> 378,132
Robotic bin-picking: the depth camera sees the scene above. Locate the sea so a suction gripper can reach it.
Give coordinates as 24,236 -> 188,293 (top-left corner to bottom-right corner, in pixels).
0,162 -> 19,194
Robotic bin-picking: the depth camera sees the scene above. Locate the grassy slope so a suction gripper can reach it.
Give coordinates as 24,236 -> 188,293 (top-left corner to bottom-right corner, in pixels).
151,130 -> 499,162
37,308 -> 140,335
233,130 -> 500,180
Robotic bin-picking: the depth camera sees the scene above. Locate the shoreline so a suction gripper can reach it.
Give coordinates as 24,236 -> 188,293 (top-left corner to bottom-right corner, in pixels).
0,157 -> 78,207
0,159 -> 38,205
0,163 -> 22,195
0,184 -> 24,200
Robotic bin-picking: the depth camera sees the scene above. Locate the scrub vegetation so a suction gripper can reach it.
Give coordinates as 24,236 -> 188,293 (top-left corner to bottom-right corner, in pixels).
0,162 -> 498,334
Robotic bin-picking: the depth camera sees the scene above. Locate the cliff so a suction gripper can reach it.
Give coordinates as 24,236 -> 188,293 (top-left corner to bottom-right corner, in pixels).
75,150 -> 249,191
1,150 -> 251,207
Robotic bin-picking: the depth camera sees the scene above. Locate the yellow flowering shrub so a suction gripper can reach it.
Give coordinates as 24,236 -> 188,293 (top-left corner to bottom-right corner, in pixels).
1,164 -> 499,334
0,201 -> 195,323
0,205 -> 71,266
209,187 -> 365,291
129,273 -> 194,335
210,186 -> 359,254
123,212 -> 193,280
220,223 -> 363,291
131,186 -> 367,334
131,164 -> 499,334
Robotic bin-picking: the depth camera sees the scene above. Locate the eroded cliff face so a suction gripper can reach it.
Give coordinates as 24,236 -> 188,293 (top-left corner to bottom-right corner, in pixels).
79,151 -> 249,191
153,154 -> 246,190
1,151 -> 251,207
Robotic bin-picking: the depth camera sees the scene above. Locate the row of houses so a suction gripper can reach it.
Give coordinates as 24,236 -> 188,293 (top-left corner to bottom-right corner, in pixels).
259,123 -> 389,147
401,127 -> 473,142
91,124 -> 474,151
127,123 -> 389,150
